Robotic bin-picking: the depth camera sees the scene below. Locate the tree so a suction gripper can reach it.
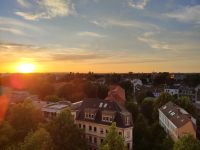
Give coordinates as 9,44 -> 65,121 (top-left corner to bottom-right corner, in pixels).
21,128 -> 53,150
173,135 -> 200,150
155,93 -> 174,108
140,99 -> 155,123
133,114 -> 151,150
47,109 -> 87,150
97,84 -> 108,99
162,137 -> 174,150
83,82 -> 98,98
7,100 -> 43,141
0,121 -> 15,149
125,101 -> 139,122
44,95 -> 62,102
175,96 -> 196,116
100,122 -> 127,150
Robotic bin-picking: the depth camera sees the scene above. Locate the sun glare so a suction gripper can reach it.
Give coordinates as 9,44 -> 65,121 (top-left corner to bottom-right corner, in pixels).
17,63 -> 36,73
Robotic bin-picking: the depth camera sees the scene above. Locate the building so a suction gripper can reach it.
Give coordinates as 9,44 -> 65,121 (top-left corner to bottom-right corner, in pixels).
105,85 -> 126,106
179,87 -> 195,102
42,101 -> 82,120
159,101 -> 196,141
195,85 -> 200,104
164,86 -> 179,97
76,98 -> 133,150
153,89 -> 163,98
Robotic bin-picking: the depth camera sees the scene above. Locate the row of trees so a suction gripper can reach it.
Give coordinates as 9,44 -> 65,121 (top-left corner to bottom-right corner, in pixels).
0,100 -> 87,150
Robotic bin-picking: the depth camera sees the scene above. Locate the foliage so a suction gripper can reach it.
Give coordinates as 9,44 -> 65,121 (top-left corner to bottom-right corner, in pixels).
45,95 -> 62,102
97,84 -> 108,99
83,82 -> 98,98
162,137 -> 174,150
21,128 -> 53,150
7,100 -> 43,141
140,99 -> 155,123
47,109 -> 87,150
100,122 -> 127,150
175,96 -> 196,117
0,121 -> 15,149
125,101 -> 139,122
133,114 -> 151,150
173,135 -> 200,150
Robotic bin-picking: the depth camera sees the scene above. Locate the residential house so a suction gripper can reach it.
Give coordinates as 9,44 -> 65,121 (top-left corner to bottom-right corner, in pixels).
42,101 -> 82,120
76,98 -> 133,150
105,85 -> 126,106
159,101 -> 196,141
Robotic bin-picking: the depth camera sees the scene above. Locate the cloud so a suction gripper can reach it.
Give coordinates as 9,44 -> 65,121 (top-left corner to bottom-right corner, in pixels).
0,27 -> 26,35
77,31 -> 106,38
0,17 -> 40,31
128,0 -> 149,10
91,18 -> 159,30
17,0 -> 30,8
0,17 -> 40,36
138,32 -> 174,50
165,5 -> 200,24
0,42 -> 108,63
15,0 -> 76,20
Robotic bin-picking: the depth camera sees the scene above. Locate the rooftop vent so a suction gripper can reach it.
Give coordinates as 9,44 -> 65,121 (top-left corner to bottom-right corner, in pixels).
170,112 -> 175,116
99,102 -> 103,108
104,103 -> 107,108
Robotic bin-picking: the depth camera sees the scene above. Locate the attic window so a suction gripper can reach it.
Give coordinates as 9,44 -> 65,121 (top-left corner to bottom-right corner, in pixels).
85,112 -> 95,120
102,115 -> 113,123
125,116 -> 130,126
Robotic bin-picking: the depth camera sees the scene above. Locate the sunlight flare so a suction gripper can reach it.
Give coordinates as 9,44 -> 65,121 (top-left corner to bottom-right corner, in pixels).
17,63 -> 36,73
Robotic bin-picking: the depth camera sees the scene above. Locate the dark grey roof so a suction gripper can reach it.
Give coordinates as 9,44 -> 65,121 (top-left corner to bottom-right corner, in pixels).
76,98 -> 133,128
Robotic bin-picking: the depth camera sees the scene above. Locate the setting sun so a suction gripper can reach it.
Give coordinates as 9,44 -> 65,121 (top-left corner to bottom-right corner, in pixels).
17,63 -> 36,73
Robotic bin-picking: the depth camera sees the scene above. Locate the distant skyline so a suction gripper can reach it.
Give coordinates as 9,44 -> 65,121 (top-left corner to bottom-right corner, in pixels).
0,0 -> 200,73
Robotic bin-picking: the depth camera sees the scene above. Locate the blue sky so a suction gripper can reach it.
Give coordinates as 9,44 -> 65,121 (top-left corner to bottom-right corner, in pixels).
0,0 -> 200,73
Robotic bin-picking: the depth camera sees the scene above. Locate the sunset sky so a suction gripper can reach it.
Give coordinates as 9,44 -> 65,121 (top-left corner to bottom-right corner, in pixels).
0,0 -> 200,73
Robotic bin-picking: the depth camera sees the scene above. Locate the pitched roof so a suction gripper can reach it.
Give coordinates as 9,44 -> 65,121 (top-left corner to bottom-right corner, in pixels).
76,98 -> 133,128
159,101 -> 196,128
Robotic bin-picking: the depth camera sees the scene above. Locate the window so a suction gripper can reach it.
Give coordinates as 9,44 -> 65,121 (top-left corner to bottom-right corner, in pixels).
106,129 -> 108,133
102,115 -> 113,123
101,138 -> 104,144
89,126 -> 92,131
83,125 -> 85,129
125,116 -> 130,125
94,127 -> 97,132
89,136 -> 92,143
100,128 -> 104,134
85,112 -> 95,120
127,131 -> 130,139
79,124 -> 81,128
119,132 -> 122,136
127,143 -> 130,149
94,137 -> 97,144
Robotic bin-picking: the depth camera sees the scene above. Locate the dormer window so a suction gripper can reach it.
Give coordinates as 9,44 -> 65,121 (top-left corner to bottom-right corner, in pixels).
85,112 -> 95,119
101,110 -> 116,123
102,115 -> 113,122
125,116 -> 130,126
84,108 -> 97,120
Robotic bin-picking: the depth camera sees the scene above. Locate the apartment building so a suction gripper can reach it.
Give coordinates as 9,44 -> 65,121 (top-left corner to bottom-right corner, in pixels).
76,98 -> 133,150
42,101 -> 82,120
159,101 -> 196,141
